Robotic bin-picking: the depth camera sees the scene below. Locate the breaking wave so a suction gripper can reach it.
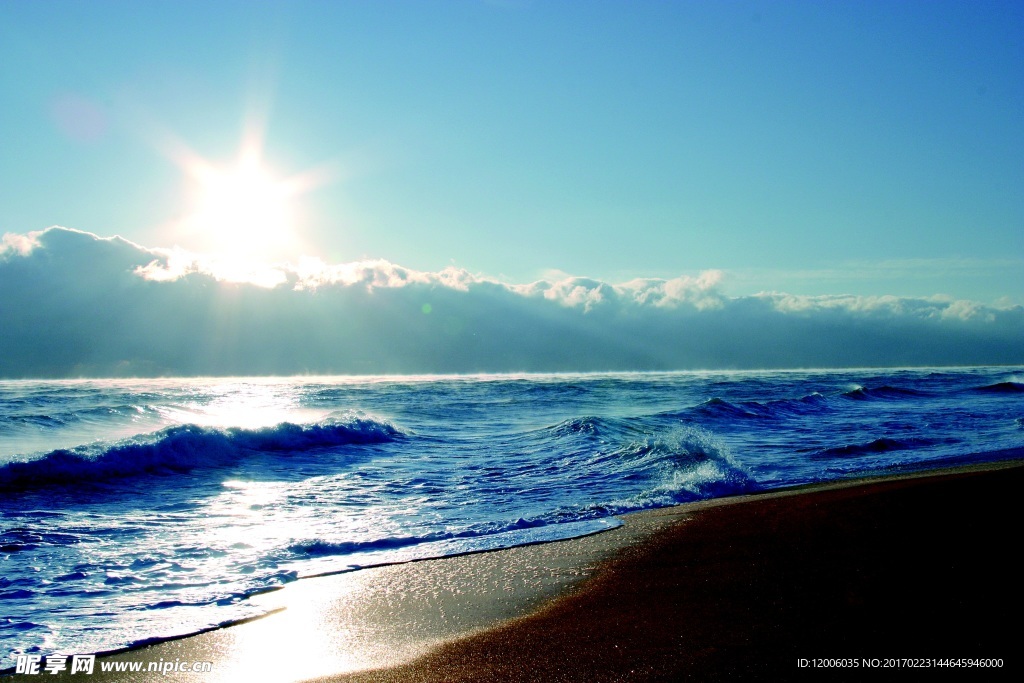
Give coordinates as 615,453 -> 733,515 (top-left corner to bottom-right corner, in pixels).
0,415 -> 402,491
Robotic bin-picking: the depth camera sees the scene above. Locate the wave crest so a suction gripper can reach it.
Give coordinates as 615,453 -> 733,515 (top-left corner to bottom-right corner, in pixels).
815,436 -> 952,459
842,385 -> 928,401
0,416 -> 402,491
599,426 -> 758,508
972,381 -> 1024,393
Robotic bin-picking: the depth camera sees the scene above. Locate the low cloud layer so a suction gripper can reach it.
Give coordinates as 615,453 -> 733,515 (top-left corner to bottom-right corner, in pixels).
1,227 -> 1021,377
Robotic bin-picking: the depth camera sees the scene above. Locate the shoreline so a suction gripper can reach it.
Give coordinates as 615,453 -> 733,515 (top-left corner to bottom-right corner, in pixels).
329,459 -> 1022,682
8,487 -> 688,681
6,458 -> 1021,681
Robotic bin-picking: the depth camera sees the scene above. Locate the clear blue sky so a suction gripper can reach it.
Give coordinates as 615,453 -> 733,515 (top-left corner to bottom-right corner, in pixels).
1,0 -> 1021,303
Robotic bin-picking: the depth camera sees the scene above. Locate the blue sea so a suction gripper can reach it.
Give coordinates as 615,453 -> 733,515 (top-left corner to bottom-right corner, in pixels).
2,367 -> 1022,662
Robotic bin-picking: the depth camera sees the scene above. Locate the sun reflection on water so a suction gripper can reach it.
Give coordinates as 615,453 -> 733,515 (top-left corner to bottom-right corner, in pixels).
158,381 -> 327,430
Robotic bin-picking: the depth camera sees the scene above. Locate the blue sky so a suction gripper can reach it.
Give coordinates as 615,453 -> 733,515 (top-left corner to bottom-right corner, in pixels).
0,2 -> 1022,376
1,1 -> 1020,302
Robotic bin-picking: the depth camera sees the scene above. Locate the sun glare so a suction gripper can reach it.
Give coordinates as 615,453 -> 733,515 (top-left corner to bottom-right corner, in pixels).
195,155 -> 293,253
164,127 -> 331,267
184,146 -> 301,263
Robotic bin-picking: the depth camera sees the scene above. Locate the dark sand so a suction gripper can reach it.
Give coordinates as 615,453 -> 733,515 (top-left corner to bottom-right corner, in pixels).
324,462 -> 1021,682
8,461 -> 1019,681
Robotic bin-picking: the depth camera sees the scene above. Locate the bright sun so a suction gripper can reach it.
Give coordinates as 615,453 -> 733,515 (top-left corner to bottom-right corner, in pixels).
184,145 -> 299,262
191,150 -> 296,258
167,129 -> 328,266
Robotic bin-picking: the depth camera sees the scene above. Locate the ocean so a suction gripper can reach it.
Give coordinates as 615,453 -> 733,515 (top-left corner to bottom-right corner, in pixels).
1,367 -> 1022,663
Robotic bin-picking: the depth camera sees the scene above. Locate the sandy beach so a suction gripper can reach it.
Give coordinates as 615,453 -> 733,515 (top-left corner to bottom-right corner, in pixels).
9,460 -> 1020,682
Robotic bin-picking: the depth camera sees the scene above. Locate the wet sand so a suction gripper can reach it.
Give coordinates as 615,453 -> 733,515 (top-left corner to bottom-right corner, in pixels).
325,461 -> 1021,682
9,461 -> 1020,681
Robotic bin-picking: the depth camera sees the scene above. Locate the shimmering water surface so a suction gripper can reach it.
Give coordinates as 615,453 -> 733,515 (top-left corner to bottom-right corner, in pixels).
1,367 -> 1022,660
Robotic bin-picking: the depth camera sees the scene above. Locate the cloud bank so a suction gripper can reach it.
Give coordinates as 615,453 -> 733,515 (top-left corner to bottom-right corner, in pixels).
1,227 -> 1021,377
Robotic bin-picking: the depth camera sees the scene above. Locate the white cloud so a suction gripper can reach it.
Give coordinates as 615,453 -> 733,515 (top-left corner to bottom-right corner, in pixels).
724,257 -> 1024,307
761,291 -> 1003,322
0,231 -> 41,257
1,227 -> 1021,377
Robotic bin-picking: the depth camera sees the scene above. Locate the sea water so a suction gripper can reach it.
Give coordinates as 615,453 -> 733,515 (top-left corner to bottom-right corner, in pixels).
1,367 -> 1022,661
